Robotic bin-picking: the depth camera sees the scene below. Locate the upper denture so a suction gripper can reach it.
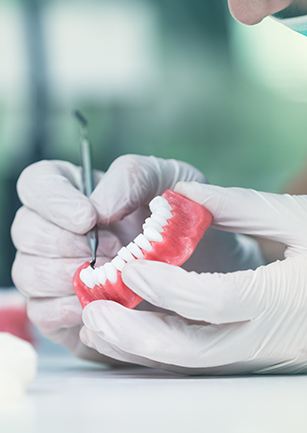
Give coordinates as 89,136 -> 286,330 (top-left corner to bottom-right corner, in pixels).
74,189 -> 213,308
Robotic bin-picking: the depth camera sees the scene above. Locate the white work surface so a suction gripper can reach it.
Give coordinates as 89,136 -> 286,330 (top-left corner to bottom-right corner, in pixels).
1,354 -> 307,433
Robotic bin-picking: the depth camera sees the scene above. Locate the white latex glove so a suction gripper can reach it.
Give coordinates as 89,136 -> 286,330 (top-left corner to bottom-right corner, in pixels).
80,182 -> 307,374
12,156 -> 261,364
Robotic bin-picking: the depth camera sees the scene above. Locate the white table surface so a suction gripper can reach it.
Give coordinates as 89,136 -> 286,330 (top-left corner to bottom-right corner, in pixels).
1,354 -> 307,433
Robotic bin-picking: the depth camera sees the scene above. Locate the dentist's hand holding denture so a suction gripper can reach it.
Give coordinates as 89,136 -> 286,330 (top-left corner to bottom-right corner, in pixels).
11,0 -> 307,373
83,183 -> 307,374
11,155 -> 261,365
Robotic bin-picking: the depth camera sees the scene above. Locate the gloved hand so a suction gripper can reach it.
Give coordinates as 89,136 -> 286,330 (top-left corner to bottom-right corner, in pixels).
80,182 -> 307,374
11,156 -> 262,364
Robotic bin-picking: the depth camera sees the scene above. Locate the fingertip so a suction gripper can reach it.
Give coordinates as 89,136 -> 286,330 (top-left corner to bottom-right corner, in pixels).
90,194 -> 126,225
92,155 -> 207,224
79,326 -> 104,357
11,254 -> 21,292
90,154 -> 143,224
16,161 -> 43,201
123,259 -> 173,275
82,299 -> 99,321
79,326 -> 89,345
122,260 -> 174,305
10,207 -> 25,248
122,260 -> 149,283
82,300 -> 119,330
16,160 -> 98,233
174,181 -> 199,194
40,191 -> 97,235
175,182 -> 227,211
69,198 -> 97,234
175,181 -> 208,204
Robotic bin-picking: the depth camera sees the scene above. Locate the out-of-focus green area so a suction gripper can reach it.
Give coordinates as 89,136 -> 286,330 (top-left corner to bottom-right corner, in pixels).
1,0 -> 307,286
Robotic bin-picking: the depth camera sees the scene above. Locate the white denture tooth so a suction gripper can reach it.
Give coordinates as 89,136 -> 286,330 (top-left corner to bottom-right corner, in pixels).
151,213 -> 168,227
134,234 -> 153,252
142,223 -> 154,234
80,267 -> 96,289
111,256 -> 126,272
149,196 -> 168,212
104,263 -> 118,284
161,198 -> 171,210
117,247 -> 135,263
144,227 -> 163,243
154,207 -> 172,219
143,218 -> 163,233
127,242 -> 144,259
94,267 -> 107,285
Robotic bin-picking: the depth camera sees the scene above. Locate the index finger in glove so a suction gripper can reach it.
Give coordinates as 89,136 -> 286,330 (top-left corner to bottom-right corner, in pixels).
12,207 -> 121,258
175,182 -> 307,250
17,160 -> 98,234
90,154 -> 205,224
123,260 -> 264,324
12,253 -> 84,297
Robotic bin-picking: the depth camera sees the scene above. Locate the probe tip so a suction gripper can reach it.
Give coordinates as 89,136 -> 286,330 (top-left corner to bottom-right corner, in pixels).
90,258 -> 96,269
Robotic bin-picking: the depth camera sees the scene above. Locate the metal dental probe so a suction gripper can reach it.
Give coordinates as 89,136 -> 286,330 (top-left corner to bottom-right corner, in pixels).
73,110 -> 98,268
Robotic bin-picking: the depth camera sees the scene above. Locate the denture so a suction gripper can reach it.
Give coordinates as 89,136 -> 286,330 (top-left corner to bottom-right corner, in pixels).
0,292 -> 34,344
73,189 -> 212,309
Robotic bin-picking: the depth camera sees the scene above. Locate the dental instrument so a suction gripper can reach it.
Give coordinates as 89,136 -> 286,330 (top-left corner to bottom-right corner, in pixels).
73,110 -> 98,268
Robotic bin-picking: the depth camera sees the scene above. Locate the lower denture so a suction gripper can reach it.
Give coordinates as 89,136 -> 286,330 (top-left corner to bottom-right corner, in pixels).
73,189 -> 213,309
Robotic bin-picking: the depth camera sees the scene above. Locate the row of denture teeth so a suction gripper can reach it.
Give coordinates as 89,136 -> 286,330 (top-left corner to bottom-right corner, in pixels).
80,195 -> 172,288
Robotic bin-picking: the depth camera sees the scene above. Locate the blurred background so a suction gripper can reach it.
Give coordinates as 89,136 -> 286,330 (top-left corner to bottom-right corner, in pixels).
1,0 -> 307,287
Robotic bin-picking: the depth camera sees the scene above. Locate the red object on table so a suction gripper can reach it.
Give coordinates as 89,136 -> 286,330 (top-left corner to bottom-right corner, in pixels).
0,291 -> 34,343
